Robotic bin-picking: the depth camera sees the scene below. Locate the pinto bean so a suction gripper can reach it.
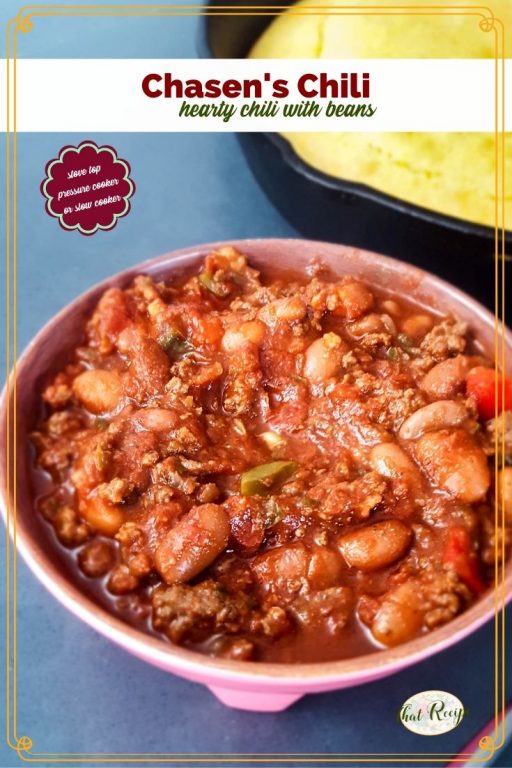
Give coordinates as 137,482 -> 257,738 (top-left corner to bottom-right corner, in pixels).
370,582 -> 424,646
132,408 -> 178,432
273,297 -> 307,321
398,400 -> 469,441
253,544 -> 307,581
381,314 -> 397,334
154,504 -> 230,584
72,370 -> 122,414
379,299 -> 401,317
370,442 -> 422,485
307,547 -> 344,589
347,313 -> 396,337
497,467 -> 512,522
259,297 -> 307,325
414,429 -> 490,503
400,314 -> 434,341
304,333 -> 347,384
222,320 -> 266,353
337,520 -> 412,571
252,543 -> 309,599
420,356 -> 473,399
334,282 -> 374,320
81,496 -> 125,537
310,281 -> 374,320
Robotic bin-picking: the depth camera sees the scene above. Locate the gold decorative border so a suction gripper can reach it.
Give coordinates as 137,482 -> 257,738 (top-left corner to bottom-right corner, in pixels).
3,3 -> 507,764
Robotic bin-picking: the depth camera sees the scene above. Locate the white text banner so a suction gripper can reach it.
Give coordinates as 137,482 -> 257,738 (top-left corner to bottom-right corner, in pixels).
1,58 -> 509,132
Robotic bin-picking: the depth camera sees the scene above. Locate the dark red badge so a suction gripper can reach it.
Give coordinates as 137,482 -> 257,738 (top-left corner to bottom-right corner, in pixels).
41,140 -> 135,235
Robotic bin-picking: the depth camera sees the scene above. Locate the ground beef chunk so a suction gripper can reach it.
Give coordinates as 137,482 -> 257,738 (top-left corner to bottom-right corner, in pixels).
419,319 -> 468,364
78,540 -> 116,578
52,506 -> 90,547
309,472 -> 387,523
151,580 -> 253,644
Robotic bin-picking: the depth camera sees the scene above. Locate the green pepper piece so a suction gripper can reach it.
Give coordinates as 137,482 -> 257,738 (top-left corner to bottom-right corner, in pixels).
386,346 -> 399,361
198,271 -> 230,298
240,461 -> 298,497
158,330 -> 182,352
397,333 -> 414,353
158,331 -> 194,360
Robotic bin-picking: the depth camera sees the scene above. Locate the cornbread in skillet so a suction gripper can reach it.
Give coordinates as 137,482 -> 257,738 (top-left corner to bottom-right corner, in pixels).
249,0 -> 512,228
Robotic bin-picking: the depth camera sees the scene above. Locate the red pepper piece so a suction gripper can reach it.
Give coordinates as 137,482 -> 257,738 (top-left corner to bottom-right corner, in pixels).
466,366 -> 512,421
443,526 -> 486,595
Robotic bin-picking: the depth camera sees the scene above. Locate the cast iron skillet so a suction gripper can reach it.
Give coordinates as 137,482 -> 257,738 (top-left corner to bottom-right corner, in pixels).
198,0 -> 511,319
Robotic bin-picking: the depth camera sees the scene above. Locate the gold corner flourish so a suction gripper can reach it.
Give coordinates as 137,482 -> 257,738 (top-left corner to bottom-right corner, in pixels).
479,11 -> 496,31
14,13 -> 32,32
15,735 -> 33,756
478,734 -> 498,761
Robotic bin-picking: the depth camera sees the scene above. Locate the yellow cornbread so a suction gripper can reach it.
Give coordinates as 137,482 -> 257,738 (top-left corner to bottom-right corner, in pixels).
249,0 -> 511,227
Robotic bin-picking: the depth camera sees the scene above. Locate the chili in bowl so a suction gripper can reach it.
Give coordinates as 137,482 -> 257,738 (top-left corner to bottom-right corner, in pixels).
1,239 -> 511,711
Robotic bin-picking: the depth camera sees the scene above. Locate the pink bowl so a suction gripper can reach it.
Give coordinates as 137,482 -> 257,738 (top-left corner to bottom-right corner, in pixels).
1,238 -> 511,712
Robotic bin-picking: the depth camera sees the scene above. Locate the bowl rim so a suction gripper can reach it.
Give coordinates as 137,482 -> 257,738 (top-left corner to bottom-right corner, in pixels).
1,236 -> 511,689
197,4 -> 511,244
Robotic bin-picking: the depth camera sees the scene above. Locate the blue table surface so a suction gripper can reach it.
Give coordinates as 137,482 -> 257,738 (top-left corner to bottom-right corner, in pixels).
1,2 -> 511,766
